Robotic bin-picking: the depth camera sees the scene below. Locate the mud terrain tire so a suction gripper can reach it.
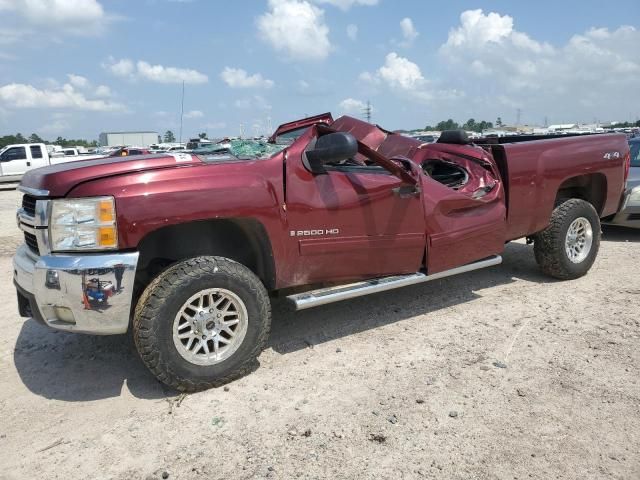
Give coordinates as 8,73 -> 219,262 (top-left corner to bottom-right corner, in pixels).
534,198 -> 600,280
133,256 -> 271,392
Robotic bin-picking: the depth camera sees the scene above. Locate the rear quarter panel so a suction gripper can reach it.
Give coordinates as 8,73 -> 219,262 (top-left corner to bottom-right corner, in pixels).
497,134 -> 627,239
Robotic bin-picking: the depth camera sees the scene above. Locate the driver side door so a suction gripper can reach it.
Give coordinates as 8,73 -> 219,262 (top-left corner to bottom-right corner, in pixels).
0,146 -> 29,179
283,129 -> 426,286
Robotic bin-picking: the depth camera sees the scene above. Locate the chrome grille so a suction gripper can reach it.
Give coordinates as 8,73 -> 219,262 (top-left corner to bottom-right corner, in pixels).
22,195 -> 36,217
24,232 -> 40,255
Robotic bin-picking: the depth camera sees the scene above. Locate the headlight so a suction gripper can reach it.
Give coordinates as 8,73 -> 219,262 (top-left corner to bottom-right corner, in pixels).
628,187 -> 640,206
49,196 -> 118,252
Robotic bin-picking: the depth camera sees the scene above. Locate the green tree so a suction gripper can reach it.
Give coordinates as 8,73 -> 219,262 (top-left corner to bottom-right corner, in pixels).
496,117 -> 503,127
435,119 -> 460,131
462,118 -> 477,131
198,132 -> 208,139
0,134 -> 21,148
164,130 -> 176,142
476,120 -> 493,132
28,133 -> 44,143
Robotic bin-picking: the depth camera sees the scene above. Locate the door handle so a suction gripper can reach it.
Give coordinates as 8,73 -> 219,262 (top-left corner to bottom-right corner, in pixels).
392,185 -> 421,198
27,162 -> 31,166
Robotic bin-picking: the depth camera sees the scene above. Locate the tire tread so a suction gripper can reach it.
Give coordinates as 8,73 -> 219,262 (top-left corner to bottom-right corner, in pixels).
133,256 -> 271,392
533,198 -> 600,280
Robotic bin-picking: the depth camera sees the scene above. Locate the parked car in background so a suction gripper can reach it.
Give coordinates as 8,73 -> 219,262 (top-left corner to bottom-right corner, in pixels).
107,147 -> 152,157
413,134 -> 438,144
604,137 -> 640,228
0,143 -> 84,182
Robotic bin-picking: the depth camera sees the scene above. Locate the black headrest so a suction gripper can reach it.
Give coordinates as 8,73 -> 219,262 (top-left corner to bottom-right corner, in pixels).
437,130 -> 470,145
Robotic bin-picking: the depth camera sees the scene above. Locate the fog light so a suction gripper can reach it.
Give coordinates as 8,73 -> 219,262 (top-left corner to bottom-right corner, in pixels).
53,306 -> 75,324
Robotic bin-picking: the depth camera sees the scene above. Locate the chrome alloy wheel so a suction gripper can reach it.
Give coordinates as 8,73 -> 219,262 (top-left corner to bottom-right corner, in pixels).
565,217 -> 593,264
172,288 -> 248,366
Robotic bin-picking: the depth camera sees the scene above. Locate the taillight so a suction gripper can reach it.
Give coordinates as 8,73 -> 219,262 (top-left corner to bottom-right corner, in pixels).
623,150 -> 630,183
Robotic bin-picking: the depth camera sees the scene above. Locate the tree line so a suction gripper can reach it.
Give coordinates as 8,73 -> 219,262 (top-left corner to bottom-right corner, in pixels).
163,131 -> 209,143
0,133 -> 98,149
422,118 -> 496,133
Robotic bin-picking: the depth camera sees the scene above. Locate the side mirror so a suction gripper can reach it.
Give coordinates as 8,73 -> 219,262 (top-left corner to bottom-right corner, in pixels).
304,132 -> 358,174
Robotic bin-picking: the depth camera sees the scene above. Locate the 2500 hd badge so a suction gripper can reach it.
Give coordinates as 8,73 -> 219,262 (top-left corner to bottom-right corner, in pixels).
290,228 -> 340,237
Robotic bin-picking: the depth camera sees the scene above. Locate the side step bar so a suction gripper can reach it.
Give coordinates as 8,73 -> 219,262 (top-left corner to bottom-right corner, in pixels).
287,255 -> 502,310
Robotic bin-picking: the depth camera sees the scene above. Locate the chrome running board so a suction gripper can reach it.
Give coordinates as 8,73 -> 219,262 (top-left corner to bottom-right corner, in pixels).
287,255 -> 502,310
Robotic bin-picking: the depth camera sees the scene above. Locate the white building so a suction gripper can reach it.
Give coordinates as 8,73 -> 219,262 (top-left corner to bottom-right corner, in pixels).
99,131 -> 159,147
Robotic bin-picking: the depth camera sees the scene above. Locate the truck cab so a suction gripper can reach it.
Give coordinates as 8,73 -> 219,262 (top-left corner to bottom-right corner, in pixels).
0,143 -> 49,182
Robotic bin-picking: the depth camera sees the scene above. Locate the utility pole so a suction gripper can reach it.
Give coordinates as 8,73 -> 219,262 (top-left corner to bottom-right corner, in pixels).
363,100 -> 372,123
179,80 -> 185,144
239,123 -> 245,138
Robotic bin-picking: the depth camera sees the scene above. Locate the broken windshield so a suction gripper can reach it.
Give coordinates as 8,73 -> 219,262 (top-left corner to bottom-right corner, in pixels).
195,139 -> 287,162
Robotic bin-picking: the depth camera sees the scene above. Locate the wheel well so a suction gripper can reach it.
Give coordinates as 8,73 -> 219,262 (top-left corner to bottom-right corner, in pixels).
555,173 -> 607,215
134,218 -> 276,294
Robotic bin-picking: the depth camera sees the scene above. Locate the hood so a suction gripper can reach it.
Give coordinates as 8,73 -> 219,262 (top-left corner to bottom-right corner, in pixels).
20,153 -> 202,197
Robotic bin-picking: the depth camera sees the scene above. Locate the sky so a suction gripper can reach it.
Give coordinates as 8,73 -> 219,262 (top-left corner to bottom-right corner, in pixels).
0,0 -> 638,140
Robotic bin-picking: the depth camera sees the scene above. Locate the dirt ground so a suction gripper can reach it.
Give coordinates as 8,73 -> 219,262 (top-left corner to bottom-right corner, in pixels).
0,188 -> 638,480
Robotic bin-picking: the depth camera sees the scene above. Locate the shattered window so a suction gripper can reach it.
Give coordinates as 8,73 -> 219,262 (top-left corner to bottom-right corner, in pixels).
274,126 -> 311,145
196,139 -> 287,163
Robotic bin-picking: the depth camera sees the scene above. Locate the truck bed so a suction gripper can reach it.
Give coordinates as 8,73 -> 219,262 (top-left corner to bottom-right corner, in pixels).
480,133 -> 628,240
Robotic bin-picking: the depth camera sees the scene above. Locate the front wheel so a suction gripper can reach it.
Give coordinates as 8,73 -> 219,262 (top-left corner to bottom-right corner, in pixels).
533,198 -> 601,280
133,256 -> 271,392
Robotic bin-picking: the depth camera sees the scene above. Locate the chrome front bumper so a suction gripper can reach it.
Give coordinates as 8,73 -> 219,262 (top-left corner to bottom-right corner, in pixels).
13,244 -> 139,335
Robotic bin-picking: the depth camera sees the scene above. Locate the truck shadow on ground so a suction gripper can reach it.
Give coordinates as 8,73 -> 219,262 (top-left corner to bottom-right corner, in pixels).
602,225 -> 640,243
268,241 -> 551,355
13,241 -> 551,401
13,323 -> 171,401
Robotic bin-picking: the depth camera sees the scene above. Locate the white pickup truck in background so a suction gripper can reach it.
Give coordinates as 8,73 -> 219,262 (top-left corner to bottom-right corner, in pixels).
0,143 -> 105,182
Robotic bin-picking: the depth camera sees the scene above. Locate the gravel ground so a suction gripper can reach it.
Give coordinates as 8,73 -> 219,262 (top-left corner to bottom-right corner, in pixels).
0,188 -> 638,480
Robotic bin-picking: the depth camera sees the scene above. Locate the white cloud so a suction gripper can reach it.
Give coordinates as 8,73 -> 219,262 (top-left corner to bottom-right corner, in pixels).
40,118 -> 71,135
104,58 -> 135,77
445,9 -> 514,48
183,110 -> 204,119
358,71 -> 379,84
67,74 -> 89,88
378,52 -> 426,92
440,9 -> 640,121
312,0 -> 377,10
346,24 -> 358,41
257,0 -> 331,61
399,18 -> 418,47
234,95 -> 272,111
104,57 -> 208,84
61,75 -> 114,100
1,0 -> 108,35
339,98 -> 367,114
0,82 -> 125,111
360,52 -> 463,104
94,85 -> 111,97
137,61 -> 208,84
220,67 -> 274,89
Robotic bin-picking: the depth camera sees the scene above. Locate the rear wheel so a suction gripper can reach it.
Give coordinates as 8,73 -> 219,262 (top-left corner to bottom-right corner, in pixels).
534,198 -> 600,280
133,256 -> 271,392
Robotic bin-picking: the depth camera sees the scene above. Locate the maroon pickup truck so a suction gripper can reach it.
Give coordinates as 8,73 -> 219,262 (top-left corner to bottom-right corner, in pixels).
13,114 -> 630,391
